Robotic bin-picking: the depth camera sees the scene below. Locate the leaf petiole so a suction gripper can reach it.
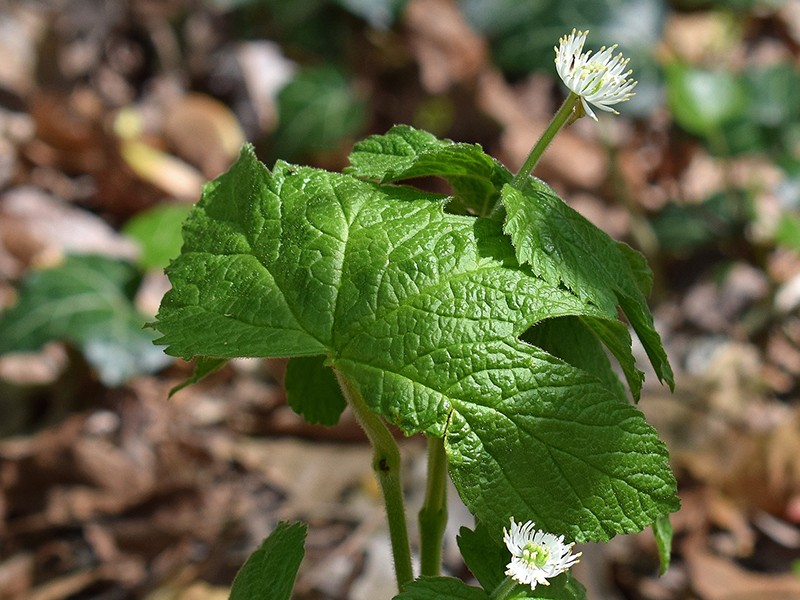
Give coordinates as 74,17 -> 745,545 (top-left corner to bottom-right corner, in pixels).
419,435 -> 448,576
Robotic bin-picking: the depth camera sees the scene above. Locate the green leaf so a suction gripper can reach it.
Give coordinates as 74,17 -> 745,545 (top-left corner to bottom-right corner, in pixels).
347,124 -> 512,216
523,316 -> 628,402
229,521 -> 307,600
156,144 -> 679,544
0,255 -> 170,386
665,64 -> 747,137
285,355 -> 346,426
395,577 -> 489,600
514,572 -> 587,599
501,180 -> 673,395
653,513 -> 674,576
457,523 -> 508,592
169,356 -> 228,397
775,212 -> 800,252
123,203 -> 192,270
274,66 -> 366,161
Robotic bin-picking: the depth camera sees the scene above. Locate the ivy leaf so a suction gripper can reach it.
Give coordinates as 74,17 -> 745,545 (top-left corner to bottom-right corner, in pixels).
0,254 -> 170,386
285,355 -> 347,426
347,124 -> 512,216
395,577 -> 489,600
155,145 -> 678,543
501,180 -> 673,397
229,521 -> 307,600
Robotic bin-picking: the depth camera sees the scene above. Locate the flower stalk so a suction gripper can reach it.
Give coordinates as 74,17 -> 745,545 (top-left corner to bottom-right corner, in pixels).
334,368 -> 414,590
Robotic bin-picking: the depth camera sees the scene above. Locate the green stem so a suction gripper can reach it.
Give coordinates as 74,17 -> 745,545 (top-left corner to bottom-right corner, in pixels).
334,368 -> 414,590
511,92 -> 580,189
419,435 -> 448,576
490,576 -> 520,600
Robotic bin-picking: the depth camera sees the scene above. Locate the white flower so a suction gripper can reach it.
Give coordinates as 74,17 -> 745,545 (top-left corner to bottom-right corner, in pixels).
554,29 -> 637,121
503,519 -> 582,590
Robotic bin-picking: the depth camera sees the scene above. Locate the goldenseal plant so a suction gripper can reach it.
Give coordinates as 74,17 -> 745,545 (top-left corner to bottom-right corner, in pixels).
154,30 -> 678,600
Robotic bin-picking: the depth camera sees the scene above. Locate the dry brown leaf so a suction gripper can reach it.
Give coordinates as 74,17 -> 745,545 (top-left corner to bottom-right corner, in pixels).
683,536 -> 800,600
404,0 -> 487,94
163,93 -> 245,178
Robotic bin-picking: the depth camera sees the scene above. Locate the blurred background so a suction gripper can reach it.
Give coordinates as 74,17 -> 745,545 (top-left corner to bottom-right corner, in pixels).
1,0 -> 800,598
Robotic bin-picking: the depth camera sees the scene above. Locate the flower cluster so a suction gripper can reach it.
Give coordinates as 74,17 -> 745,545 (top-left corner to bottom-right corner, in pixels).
503,519 -> 582,590
555,29 -> 637,120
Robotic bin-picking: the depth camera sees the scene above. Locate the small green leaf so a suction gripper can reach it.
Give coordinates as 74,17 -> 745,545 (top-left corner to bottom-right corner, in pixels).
274,67 -> 366,161
653,513 -> 674,576
457,522 -> 507,592
501,180 -> 673,394
229,521 -> 307,600
0,255 -> 170,386
775,212 -> 800,251
347,124 -> 512,216
169,356 -> 228,397
285,355 -> 346,426
513,572 -> 587,599
666,64 -> 747,137
123,203 -> 192,270
394,577 -> 489,600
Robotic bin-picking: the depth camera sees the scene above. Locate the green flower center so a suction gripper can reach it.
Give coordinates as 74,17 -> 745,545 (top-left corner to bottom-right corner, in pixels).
521,542 -> 550,568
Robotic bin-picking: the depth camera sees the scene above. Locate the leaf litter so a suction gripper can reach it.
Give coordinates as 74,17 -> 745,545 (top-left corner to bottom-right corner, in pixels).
1,0 -> 800,598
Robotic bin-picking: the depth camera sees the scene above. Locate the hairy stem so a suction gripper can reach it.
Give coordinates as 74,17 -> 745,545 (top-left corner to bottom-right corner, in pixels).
512,92 -> 580,188
490,576 -> 520,600
334,369 -> 414,590
419,435 -> 448,576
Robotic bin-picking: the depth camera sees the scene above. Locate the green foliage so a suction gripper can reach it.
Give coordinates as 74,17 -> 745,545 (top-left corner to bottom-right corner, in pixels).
0,255 -> 170,386
651,191 -> 749,255
123,203 -> 192,270
665,64 -> 747,138
229,521 -> 307,600
501,180 -> 673,397
653,514 -> 674,575
348,124 -> 512,216
273,66 -> 367,162
395,577 -> 488,600
155,133 -> 678,545
775,213 -> 800,252
285,355 -> 347,425
457,523 -> 508,592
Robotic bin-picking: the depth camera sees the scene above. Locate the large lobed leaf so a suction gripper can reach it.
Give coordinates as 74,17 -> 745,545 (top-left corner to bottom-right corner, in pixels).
155,143 -> 678,542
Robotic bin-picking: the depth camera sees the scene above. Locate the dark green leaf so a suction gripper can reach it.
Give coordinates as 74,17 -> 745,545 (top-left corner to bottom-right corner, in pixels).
123,203 -> 192,270
457,522 -> 507,592
394,577 -> 489,600
285,355 -> 346,426
347,124 -> 512,216
0,255 -> 170,386
229,521 -> 307,600
274,67 -> 366,161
